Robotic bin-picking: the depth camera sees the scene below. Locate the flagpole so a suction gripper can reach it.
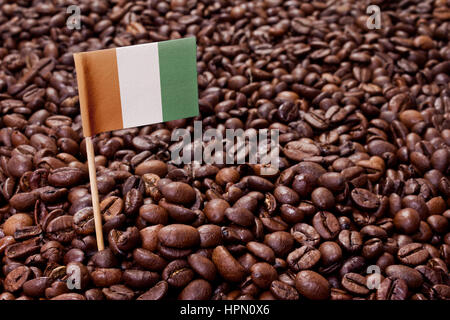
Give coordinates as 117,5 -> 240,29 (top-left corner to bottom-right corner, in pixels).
85,136 -> 105,251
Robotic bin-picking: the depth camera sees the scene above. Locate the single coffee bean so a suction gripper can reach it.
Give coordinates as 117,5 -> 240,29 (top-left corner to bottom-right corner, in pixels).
204,199 -> 229,224
139,204 -> 169,225
270,280 -> 299,300
73,207 -> 95,235
158,224 -> 200,249
362,238 -> 384,260
312,211 -> 340,240
339,256 -> 366,277
187,254 -> 217,281
250,262 -> 277,289
159,182 -> 196,205
376,277 -> 408,300
225,207 -> 255,227
295,270 -> 330,300
137,281 -> 169,300
319,241 -> 342,266
3,213 -> 33,236
212,246 -> 246,282
45,215 -> 75,243
215,168 -> 240,186
246,242 -> 275,263
91,268 -> 123,287
162,259 -> 194,288
318,172 -> 345,192
102,285 -> 135,300
351,188 -> 380,210
291,223 -> 321,247
397,243 -> 429,265
274,186 -> 299,205
135,160 -> 168,177
48,167 -> 86,187
197,224 -> 222,248
264,231 -> 294,257
140,225 -> 163,251
287,246 -> 321,271
51,293 -> 86,300
178,279 -> 212,300
123,270 -> 159,289
133,248 -> 167,271
341,273 -> 369,295
385,265 -> 423,289
4,266 -> 30,292
394,208 -> 421,234
311,187 -> 335,210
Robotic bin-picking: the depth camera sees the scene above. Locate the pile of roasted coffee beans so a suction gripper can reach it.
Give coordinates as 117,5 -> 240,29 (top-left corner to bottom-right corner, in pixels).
0,0 -> 449,300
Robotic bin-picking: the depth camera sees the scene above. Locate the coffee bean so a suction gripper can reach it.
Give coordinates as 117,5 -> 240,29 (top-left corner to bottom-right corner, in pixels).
51,293 -> 86,300
274,186 -> 299,205
351,188 -> 380,210
162,259 -> 194,288
133,248 -> 167,272
3,213 -> 33,236
319,241 -> 342,266
376,277 -> 408,300
362,238 -> 384,260
48,167 -> 86,187
197,224 -> 222,248
108,227 -> 140,254
135,160 -> 168,177
341,273 -> 369,295
123,270 -> 159,289
291,223 -> 321,247
225,207 -> 255,227
264,231 -> 294,257
204,199 -> 229,224
394,208 -> 421,234
397,243 -> 429,265
339,256 -> 366,278
139,204 -> 169,225
45,215 -> 75,243
212,246 -> 246,282
318,172 -> 345,192
215,168 -> 240,186
139,225 -> 163,252
187,254 -> 216,281
160,182 -> 196,205
4,266 -> 30,292
137,281 -> 169,300
178,279 -> 212,300
287,245 -> 321,271
295,270 -> 330,300
311,187 -> 335,210
338,230 -> 363,253
90,268 -> 123,287
9,192 -> 39,211
312,211 -> 340,240
270,280 -> 299,300
385,265 -> 423,289
102,285 -> 135,300
159,200 -> 197,223
250,262 -> 277,289
246,242 -> 275,263
73,207 -> 95,235
158,224 -> 199,248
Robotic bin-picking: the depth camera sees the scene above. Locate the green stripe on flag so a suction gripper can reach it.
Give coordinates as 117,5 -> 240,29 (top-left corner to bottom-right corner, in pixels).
158,37 -> 199,122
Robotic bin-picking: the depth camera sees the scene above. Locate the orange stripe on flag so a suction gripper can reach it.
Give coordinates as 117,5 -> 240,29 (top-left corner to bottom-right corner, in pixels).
74,48 -> 123,137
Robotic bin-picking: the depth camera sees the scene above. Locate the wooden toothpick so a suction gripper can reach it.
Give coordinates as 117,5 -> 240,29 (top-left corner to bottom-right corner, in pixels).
85,136 -> 105,251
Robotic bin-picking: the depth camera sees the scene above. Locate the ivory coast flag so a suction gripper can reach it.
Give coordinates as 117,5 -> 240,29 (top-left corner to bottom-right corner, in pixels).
74,37 -> 198,137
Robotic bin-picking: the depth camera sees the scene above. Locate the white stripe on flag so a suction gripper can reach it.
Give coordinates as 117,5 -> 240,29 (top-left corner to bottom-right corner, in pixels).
116,43 -> 163,128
